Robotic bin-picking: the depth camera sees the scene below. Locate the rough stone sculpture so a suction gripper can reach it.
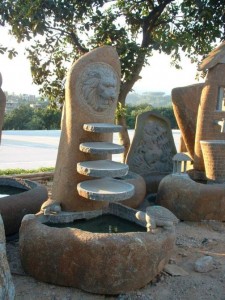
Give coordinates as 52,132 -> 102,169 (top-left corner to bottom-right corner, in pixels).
126,111 -> 177,193
136,205 -> 179,231
172,83 -> 204,159
52,46 -> 121,211
194,44 -> 225,171
0,72 -> 6,144
0,214 -> 15,300
156,174 -> 225,221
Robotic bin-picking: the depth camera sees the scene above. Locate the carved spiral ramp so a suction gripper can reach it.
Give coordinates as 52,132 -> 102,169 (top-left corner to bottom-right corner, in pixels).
77,123 -> 134,202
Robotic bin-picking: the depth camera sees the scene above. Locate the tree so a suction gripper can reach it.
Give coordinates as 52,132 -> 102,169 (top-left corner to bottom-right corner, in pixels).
3,105 -> 61,130
1,0 -> 225,160
3,105 -> 34,129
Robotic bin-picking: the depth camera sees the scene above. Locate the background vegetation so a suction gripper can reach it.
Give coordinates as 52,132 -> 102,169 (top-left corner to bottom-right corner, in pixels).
1,0 -> 225,160
3,103 -> 177,130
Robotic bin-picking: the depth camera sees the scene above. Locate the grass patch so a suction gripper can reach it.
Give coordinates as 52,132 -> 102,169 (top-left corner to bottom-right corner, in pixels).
0,167 -> 55,176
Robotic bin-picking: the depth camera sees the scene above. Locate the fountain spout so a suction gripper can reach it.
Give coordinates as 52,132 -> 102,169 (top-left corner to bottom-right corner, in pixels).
214,118 -> 225,132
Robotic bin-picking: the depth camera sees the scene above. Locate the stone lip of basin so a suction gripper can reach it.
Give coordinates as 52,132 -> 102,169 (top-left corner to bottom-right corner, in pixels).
19,203 -> 175,295
156,173 -> 225,221
0,177 -> 48,235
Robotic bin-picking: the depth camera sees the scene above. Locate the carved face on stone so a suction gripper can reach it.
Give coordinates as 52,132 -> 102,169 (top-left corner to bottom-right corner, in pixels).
78,63 -> 119,113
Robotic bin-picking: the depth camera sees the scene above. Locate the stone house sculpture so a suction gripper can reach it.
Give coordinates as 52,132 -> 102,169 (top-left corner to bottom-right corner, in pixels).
172,42 -> 225,173
194,41 -> 225,171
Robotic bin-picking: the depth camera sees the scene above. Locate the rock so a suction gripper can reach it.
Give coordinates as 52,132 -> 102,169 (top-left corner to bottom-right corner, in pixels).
156,174 -> 225,221
52,46 -> 121,211
136,205 -> 179,231
164,264 -> 189,276
19,212 -> 175,295
0,214 -> 15,299
172,83 -> 203,159
194,256 -> 215,273
126,111 -> 177,193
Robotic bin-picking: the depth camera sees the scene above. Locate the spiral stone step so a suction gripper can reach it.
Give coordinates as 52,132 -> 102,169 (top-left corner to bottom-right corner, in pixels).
83,123 -> 122,133
77,178 -> 134,201
79,142 -> 124,154
77,160 -> 129,177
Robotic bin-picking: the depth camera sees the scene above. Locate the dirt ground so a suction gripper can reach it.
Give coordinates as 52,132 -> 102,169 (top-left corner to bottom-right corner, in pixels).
6,180 -> 225,300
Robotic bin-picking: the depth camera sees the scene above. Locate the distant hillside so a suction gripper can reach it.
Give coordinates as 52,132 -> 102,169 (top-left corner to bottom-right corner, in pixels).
126,92 -> 171,107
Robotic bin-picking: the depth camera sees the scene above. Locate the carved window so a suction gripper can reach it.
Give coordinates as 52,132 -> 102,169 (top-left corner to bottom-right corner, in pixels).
216,87 -> 225,111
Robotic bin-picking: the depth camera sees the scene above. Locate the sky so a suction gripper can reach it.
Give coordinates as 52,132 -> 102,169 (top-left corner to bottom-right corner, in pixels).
0,27 -> 204,96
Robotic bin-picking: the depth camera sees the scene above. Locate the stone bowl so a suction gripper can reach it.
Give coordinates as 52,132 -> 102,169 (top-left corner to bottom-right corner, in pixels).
19,204 -> 175,295
116,171 -> 146,208
0,177 -> 48,235
156,174 -> 225,221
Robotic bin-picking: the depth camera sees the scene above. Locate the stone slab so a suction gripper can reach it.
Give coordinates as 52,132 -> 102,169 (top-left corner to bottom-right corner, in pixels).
79,142 -> 124,154
83,123 -> 122,133
77,178 -> 134,201
77,160 -> 128,177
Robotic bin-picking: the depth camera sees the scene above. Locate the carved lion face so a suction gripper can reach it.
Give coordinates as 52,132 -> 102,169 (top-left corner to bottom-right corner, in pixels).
79,63 -> 119,113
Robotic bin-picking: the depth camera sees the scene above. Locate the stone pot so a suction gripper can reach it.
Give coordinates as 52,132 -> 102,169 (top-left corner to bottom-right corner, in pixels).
116,171 -> 146,208
156,174 -> 225,221
19,209 -> 175,295
0,177 -> 48,235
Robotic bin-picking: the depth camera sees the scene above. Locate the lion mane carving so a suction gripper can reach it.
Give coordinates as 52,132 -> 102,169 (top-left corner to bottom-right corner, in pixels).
80,63 -> 119,112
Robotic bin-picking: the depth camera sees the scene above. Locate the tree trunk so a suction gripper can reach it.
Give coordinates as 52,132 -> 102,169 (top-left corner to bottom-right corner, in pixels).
116,113 -> 130,163
0,73 -> 6,144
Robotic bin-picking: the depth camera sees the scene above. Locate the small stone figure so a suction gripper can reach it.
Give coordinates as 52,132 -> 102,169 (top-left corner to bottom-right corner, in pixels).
136,205 -> 179,232
40,199 -> 61,215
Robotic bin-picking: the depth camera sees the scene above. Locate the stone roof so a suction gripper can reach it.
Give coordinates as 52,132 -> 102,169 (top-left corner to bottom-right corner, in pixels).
173,152 -> 192,162
198,42 -> 225,71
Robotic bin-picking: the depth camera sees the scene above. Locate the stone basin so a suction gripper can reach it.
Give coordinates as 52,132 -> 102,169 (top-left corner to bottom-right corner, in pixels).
0,177 -> 48,235
200,140 -> 225,183
156,173 -> 225,221
19,203 -> 175,295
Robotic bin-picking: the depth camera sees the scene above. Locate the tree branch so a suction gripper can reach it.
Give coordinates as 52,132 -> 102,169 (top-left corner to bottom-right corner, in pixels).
46,25 -> 88,54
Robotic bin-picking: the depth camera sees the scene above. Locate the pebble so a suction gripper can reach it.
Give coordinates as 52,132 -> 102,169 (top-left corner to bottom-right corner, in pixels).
194,256 -> 215,273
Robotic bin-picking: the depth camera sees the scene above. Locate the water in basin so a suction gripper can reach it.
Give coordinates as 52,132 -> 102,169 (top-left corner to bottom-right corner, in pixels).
0,185 -> 28,198
45,214 -> 146,233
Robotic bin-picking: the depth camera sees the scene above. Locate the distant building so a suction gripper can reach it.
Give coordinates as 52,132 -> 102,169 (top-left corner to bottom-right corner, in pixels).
4,92 -> 47,113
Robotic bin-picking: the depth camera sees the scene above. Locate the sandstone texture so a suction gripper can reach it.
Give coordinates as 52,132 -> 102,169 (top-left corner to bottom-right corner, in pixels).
52,46 -> 121,211
19,214 -> 175,295
194,64 -> 225,171
126,111 -> 176,193
156,174 -> 225,221
0,178 -> 48,235
172,83 -> 204,159
0,214 -> 15,299
117,171 -> 146,208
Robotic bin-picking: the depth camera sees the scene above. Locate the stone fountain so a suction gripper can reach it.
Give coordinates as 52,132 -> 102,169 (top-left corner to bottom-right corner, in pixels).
19,46 -> 176,295
157,42 -> 225,221
0,73 -> 48,235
